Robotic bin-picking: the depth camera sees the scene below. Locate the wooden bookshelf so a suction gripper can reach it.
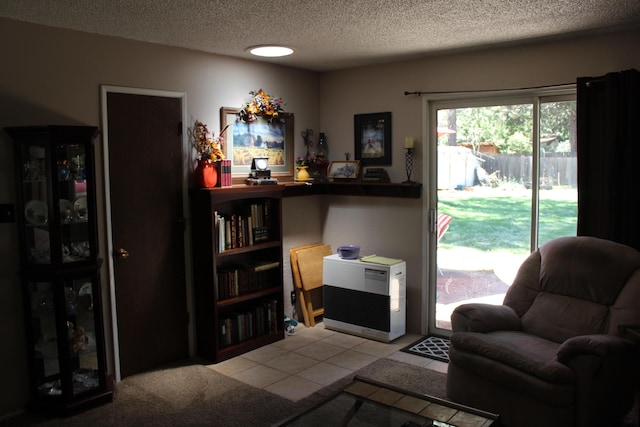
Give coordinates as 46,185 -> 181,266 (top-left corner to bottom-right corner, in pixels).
189,186 -> 285,362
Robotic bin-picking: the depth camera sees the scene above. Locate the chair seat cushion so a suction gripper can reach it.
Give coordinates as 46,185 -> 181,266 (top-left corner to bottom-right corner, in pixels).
450,330 -> 575,383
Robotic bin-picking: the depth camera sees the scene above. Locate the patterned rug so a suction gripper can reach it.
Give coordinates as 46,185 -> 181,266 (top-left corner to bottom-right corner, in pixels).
401,335 -> 450,362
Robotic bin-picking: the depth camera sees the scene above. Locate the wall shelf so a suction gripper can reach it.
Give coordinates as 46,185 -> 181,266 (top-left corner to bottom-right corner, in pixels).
282,181 -> 422,199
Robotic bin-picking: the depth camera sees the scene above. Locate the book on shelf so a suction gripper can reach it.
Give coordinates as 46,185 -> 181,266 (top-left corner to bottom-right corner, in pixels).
216,261 -> 281,301
214,162 -> 222,188
216,159 -> 232,187
220,318 -> 232,347
215,200 -> 276,252
253,226 -> 270,243
225,219 -> 231,250
230,214 -> 238,249
253,260 -> 280,272
219,298 -> 279,348
221,159 -> 228,187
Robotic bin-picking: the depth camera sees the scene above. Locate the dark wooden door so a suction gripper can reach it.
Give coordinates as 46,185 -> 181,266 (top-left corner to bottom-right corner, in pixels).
106,92 -> 188,378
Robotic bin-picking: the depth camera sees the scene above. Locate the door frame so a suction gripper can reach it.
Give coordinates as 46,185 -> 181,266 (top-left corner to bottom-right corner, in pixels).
99,85 -> 193,381
420,86 -> 575,337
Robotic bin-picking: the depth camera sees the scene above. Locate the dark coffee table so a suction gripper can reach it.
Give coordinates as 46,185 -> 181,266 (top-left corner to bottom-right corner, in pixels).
275,376 -> 499,426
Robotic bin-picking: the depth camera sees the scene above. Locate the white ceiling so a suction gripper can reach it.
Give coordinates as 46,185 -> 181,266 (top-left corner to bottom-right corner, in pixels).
2,0 -> 640,72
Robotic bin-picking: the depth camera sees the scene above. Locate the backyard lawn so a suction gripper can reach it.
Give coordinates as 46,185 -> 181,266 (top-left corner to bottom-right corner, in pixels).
438,185 -> 578,253
436,185 -> 577,278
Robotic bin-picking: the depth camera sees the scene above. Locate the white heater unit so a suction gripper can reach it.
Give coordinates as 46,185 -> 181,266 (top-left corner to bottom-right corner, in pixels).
322,254 -> 406,342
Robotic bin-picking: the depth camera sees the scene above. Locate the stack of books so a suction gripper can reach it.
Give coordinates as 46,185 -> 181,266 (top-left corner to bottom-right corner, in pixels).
216,160 -> 232,187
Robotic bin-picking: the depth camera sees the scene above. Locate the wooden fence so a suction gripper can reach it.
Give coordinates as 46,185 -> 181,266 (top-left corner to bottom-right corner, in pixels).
481,154 -> 577,187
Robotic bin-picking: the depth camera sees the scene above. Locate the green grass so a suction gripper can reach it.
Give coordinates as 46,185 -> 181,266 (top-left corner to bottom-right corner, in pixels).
438,189 -> 577,254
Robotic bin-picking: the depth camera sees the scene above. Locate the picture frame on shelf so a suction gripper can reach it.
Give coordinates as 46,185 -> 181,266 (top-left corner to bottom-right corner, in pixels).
328,160 -> 360,180
220,107 -> 295,183
354,112 -> 392,166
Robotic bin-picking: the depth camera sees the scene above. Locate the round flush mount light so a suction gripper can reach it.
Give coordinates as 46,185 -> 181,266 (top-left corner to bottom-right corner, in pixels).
248,45 -> 294,58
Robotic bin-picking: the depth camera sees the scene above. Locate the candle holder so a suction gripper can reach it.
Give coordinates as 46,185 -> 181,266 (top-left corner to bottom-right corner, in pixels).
403,147 -> 416,184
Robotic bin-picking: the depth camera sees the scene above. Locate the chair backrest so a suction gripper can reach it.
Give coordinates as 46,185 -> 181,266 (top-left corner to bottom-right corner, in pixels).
504,236 -> 640,342
437,213 -> 452,243
290,244 -> 332,291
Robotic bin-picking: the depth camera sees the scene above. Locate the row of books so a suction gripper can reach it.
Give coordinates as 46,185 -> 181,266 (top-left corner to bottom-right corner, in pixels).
215,160 -> 232,187
248,201 -> 274,229
219,299 -> 279,347
215,201 -> 275,252
216,261 -> 281,301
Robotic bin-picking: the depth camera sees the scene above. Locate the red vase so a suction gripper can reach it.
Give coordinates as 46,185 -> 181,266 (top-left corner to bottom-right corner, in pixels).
195,159 -> 218,188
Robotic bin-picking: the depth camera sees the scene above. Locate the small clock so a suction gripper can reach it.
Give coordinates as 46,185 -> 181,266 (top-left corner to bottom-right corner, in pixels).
253,157 -> 269,171
251,156 -> 271,178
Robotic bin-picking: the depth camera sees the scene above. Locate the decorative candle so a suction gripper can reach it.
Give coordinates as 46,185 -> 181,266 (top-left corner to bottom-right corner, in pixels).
404,137 -> 415,148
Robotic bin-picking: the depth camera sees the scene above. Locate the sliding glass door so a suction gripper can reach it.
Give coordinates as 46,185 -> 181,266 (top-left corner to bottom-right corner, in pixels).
426,90 -> 577,335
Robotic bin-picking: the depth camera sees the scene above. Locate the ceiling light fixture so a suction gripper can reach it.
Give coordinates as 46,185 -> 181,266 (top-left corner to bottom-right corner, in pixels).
248,45 -> 294,58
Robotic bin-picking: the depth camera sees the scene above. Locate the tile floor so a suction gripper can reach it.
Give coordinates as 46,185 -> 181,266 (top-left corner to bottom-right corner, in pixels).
207,323 -> 449,402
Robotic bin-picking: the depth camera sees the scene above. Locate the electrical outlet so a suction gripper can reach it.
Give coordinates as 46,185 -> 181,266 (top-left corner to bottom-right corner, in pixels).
290,290 -> 296,305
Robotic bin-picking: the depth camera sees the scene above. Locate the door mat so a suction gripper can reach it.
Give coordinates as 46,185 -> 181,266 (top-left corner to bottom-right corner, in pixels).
401,335 -> 450,363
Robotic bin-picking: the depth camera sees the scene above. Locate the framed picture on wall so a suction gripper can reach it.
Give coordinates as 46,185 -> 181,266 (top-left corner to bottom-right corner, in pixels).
220,107 -> 295,182
354,112 -> 392,166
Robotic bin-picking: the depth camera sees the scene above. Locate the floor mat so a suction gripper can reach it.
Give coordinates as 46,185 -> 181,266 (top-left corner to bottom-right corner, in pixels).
401,335 -> 450,363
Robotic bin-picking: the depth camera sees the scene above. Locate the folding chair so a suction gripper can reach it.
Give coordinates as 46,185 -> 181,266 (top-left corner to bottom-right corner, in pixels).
437,213 -> 452,276
437,213 -> 452,243
290,243 -> 332,327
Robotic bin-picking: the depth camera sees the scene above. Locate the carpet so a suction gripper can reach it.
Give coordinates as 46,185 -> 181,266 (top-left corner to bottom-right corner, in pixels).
401,335 -> 450,363
0,358 -> 448,427
5,357 -> 637,427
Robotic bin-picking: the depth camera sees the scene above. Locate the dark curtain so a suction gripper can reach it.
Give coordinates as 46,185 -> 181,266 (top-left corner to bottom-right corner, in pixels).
576,69 -> 640,251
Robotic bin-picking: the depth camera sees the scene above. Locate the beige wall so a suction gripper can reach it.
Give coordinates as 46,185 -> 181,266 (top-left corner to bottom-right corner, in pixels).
1,15 -> 639,419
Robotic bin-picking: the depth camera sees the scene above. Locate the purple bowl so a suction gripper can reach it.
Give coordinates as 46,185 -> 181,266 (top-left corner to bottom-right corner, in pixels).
337,245 -> 360,259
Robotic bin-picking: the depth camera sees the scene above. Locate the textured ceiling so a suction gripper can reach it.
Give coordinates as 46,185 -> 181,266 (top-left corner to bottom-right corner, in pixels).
1,0 -> 640,71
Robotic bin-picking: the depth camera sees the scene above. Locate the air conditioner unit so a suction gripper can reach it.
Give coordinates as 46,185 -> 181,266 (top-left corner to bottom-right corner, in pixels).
322,254 -> 406,342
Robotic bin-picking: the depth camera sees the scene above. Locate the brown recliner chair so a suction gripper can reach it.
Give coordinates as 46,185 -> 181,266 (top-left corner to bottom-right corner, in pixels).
447,236 -> 640,427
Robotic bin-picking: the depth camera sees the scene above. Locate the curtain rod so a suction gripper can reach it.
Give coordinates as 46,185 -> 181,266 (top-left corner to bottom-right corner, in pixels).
584,77 -> 606,87
404,82 -> 575,96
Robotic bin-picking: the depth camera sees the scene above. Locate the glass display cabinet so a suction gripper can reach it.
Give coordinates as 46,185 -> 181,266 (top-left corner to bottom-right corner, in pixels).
6,125 -> 112,415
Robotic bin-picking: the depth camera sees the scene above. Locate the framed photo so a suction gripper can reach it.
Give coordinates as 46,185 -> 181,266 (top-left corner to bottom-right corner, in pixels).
328,160 -> 360,180
354,112 -> 392,166
220,107 -> 295,182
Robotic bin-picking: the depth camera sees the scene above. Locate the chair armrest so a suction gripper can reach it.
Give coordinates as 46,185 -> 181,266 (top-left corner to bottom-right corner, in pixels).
556,334 -> 631,364
556,335 -> 639,425
451,303 -> 521,333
